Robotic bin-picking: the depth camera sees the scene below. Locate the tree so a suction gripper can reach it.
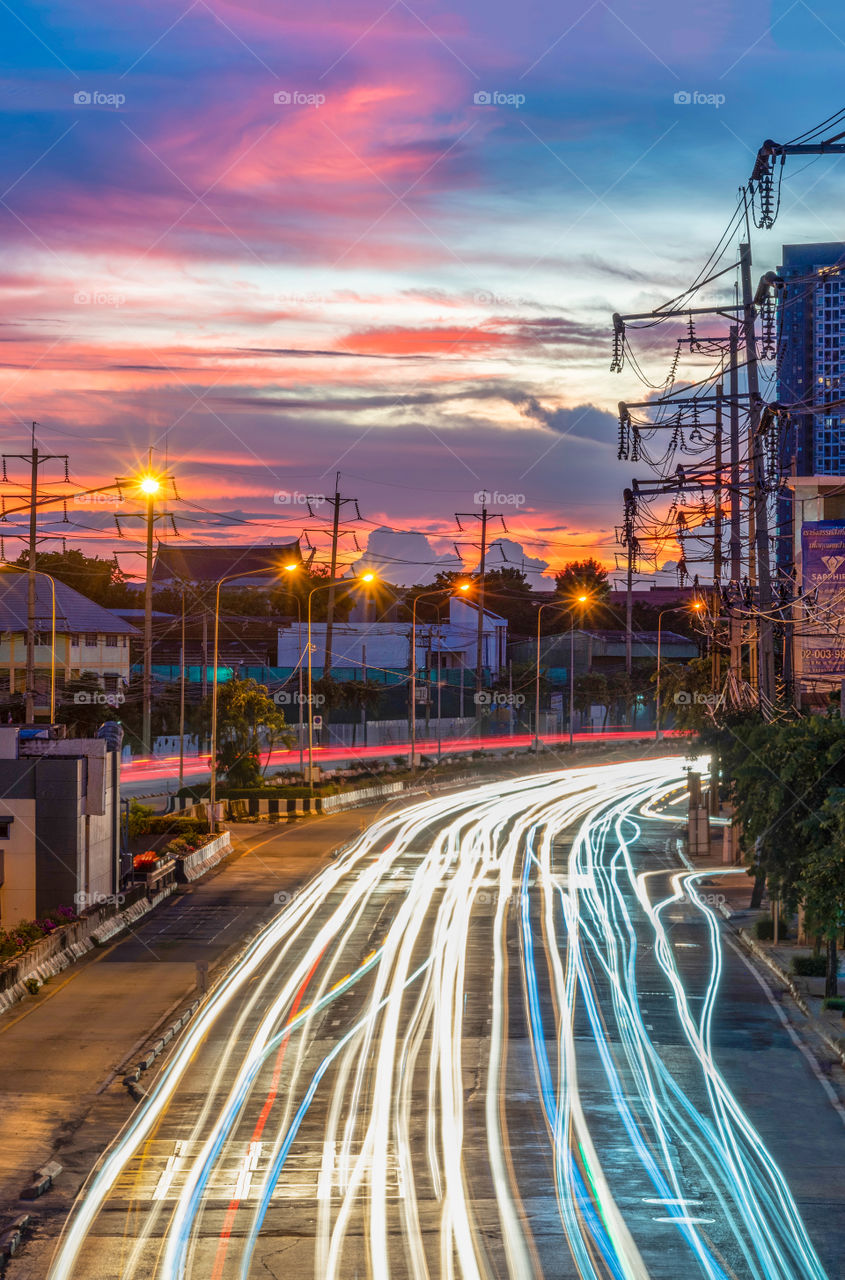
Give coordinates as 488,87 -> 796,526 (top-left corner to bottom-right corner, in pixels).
553,558 -> 611,628
800,788 -> 845,996
722,715 -> 845,912
56,672 -> 111,735
653,657 -> 715,732
215,677 -> 293,788
606,670 -> 634,728
574,671 -> 608,721
15,549 -> 135,607
479,568 -> 538,636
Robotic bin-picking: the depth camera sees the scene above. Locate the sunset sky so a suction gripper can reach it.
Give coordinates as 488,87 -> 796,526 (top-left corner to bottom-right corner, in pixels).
2,0 -> 845,586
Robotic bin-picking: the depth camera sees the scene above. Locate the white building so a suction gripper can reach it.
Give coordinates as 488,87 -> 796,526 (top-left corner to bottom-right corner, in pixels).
278,598 -> 507,677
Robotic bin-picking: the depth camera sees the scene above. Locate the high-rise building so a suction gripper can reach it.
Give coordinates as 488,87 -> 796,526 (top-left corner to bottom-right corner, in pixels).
776,243 -> 845,571
778,242 -> 845,476
778,244 -> 845,702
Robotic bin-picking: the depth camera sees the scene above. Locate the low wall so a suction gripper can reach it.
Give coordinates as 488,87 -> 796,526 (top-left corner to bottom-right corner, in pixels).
174,831 -> 232,881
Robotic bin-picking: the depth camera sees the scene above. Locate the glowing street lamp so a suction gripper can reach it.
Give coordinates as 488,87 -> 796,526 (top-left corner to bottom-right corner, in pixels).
306,571 -> 378,791
655,598 -> 704,740
409,585 -> 465,772
209,559 -> 302,831
138,471 -> 163,754
569,592 -> 592,746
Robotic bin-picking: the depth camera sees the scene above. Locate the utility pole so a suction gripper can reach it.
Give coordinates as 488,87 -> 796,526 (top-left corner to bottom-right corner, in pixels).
475,504 -> 488,698
2,426 -> 69,722
27,440 -> 38,723
143,483 -> 155,753
728,326 -> 743,677
621,487 -> 637,679
178,587 -> 186,789
321,475 -> 362,681
323,477 -> 342,682
740,241 -> 776,703
455,499 -> 507,707
710,380 -> 724,697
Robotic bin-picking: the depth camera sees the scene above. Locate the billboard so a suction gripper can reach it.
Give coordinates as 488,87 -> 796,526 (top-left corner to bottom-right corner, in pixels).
800,521 -> 845,678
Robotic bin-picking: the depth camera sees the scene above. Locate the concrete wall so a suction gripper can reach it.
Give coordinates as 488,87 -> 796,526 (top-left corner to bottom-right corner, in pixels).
0,796 -> 37,923
0,742 -> 120,927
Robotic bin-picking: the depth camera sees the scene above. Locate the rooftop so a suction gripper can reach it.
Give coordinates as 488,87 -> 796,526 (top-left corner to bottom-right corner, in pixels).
0,575 -> 139,635
152,542 -> 303,585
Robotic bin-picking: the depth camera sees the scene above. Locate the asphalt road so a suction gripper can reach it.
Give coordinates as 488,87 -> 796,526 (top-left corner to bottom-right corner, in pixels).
44,757 -> 845,1279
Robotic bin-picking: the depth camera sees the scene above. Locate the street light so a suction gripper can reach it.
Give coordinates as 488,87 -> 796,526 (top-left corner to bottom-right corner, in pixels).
1,565 -> 56,720
306,571 -> 378,792
533,601 -> 560,753
655,599 -> 704,740
568,593 -> 591,747
138,472 -> 162,756
409,587 -> 462,771
209,560 -> 301,831
282,563 -> 305,777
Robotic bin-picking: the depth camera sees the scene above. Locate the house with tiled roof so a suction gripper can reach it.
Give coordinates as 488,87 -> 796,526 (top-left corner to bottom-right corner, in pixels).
0,575 -> 138,707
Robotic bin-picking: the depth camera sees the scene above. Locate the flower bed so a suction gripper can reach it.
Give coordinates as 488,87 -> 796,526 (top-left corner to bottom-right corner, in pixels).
0,906 -> 78,960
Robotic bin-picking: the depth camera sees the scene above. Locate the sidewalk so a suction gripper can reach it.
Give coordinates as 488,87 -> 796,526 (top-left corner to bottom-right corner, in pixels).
683,836 -> 845,1066
0,802 -> 391,1219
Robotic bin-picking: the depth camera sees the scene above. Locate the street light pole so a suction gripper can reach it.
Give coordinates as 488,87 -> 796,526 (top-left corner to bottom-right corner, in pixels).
569,594 -> 589,747
141,480 -> 158,755
655,600 -> 703,740
410,588 -> 452,772
569,623 -> 576,747
209,560 -> 301,832
307,572 -> 377,792
534,601 -> 556,753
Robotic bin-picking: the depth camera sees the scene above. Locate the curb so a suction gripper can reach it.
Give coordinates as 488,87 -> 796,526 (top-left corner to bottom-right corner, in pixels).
668,835 -> 845,1073
125,998 -> 202,1091
0,1214 -> 33,1269
732,927 -> 845,1070
19,1161 -> 61,1202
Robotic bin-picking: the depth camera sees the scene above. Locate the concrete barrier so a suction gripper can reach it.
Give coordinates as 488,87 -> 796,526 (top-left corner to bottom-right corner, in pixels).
173,831 -> 232,882
20,1161 -> 61,1201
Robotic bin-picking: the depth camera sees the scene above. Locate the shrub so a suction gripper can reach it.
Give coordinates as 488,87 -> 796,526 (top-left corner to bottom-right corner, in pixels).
792,953 -> 828,977
24,977 -> 39,995
0,907 -> 78,962
823,996 -> 845,1011
128,800 -> 156,839
754,917 -> 789,941
145,816 -> 207,839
